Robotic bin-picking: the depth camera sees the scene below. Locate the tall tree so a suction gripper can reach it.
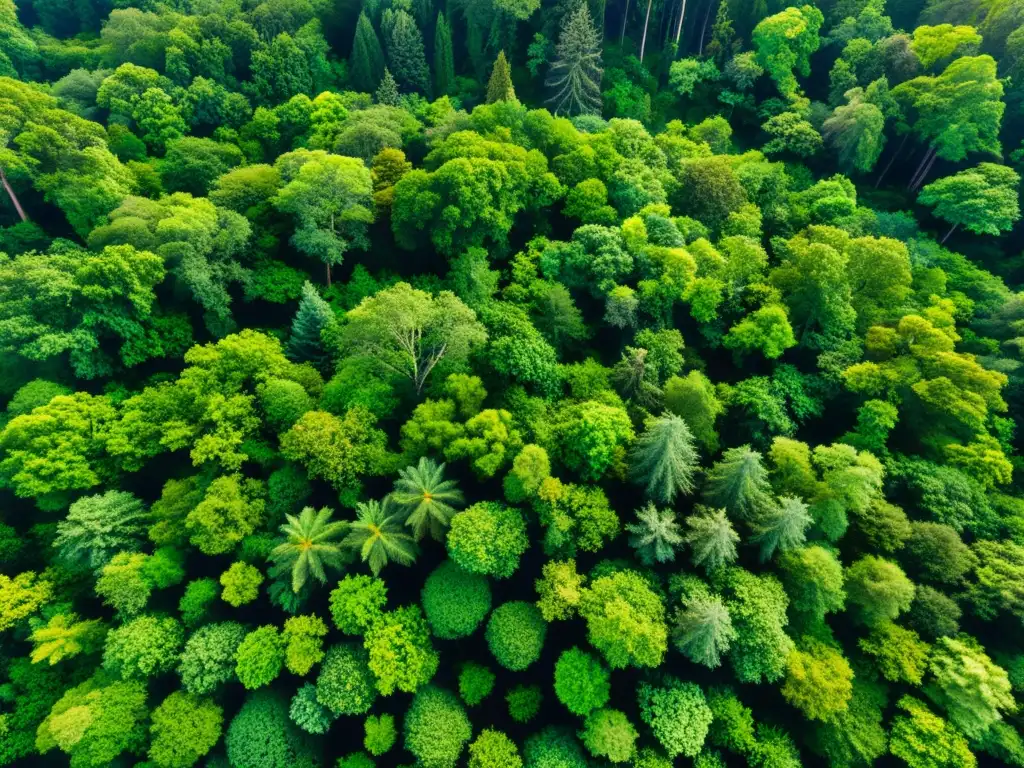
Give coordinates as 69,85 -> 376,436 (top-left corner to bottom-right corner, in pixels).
386,10 -> 431,96
752,5 -> 824,97
391,458 -> 464,541
752,496 -> 812,561
343,498 -> 418,576
350,12 -> 386,93
54,491 -> 148,570
629,413 -> 699,504
376,68 -> 401,105
270,507 -> 348,593
918,163 -> 1021,242
486,51 -> 516,103
823,87 -> 887,173
547,3 -> 603,116
433,12 -> 455,96
683,507 -> 740,573
672,594 -> 736,668
287,282 -> 335,367
627,503 -> 684,565
702,446 -> 774,522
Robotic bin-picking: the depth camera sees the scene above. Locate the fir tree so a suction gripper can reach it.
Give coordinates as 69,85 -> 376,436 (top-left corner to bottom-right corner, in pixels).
702,445 -> 773,522
627,503 -> 684,565
546,3 -> 603,116
433,12 -> 455,96
705,0 -> 735,65
629,413 -> 698,504
683,507 -> 739,573
287,282 -> 335,367
376,68 -> 401,106
386,10 -> 431,96
752,496 -> 811,562
672,595 -> 736,668
486,51 -> 516,103
350,12 -> 386,94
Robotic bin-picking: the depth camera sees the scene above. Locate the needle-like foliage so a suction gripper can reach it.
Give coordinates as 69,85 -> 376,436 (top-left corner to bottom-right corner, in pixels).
626,503 -> 684,565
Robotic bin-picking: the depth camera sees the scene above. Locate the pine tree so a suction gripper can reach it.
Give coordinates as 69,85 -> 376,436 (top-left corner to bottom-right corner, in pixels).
350,12 -> 386,93
386,10 -> 431,96
683,507 -> 739,573
287,282 -> 335,367
376,68 -> 401,106
546,3 -> 603,116
627,503 -> 684,565
702,445 -> 773,522
704,0 -> 734,65
486,50 -> 516,103
629,413 -> 699,504
752,496 -> 811,562
672,595 -> 737,668
433,12 -> 455,96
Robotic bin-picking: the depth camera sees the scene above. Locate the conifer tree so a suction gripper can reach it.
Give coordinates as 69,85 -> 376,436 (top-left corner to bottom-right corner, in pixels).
683,507 -> 739,573
287,282 -> 335,367
486,51 -> 516,103
546,3 -> 603,116
376,69 -> 401,105
705,0 -> 735,65
386,10 -> 431,96
350,12 -> 386,94
627,503 -> 684,565
702,445 -> 773,522
629,413 -> 699,504
672,595 -> 736,668
752,496 -> 811,562
433,12 -> 455,96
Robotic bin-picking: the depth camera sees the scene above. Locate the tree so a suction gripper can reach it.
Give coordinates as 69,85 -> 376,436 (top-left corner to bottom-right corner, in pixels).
823,88 -> 887,172
103,614 -> 183,681
637,678 -> 713,758
845,555 -> 915,626
524,727 -> 589,768
778,545 -> 846,624
486,601 -> 547,671
315,644 -> 377,715
507,685 -> 544,723
890,696 -> 976,768
421,560 -> 492,639
723,304 -> 798,358
339,283 -> 487,395
287,282 -> 335,367
629,414 -> 698,504
282,615 -> 327,675
179,622 -> 247,695
781,640 -> 854,722
234,625 -> 285,689
926,637 -> 1014,739
364,713 -> 397,755
702,446 -> 774,522
392,458 -> 464,541
752,496 -> 811,561
752,6 -> 824,96
554,647 -> 610,716
274,151 -> 374,286
447,502 -> 528,579
226,691 -> 318,768
270,506 -> 347,593
403,686 -> 472,768
350,12 -> 385,93
376,68 -> 400,105
672,594 -> 737,668
290,684 -> 334,735
579,570 -> 667,669
911,24 -> 982,69
161,137 -> 243,196
580,708 -> 638,763
329,574 -> 388,635
535,559 -> 586,621
459,662 -> 496,706
54,491 -> 148,571
627,503 -> 684,565
918,163 -> 1020,242
721,568 -> 794,684
469,729 -> 522,768
148,692 -> 223,768
433,13 -> 455,95
29,613 -> 105,666
364,605 -> 438,694
486,51 -> 516,103
386,10 -> 430,95
547,3 -> 603,116
859,622 -> 931,684
220,562 -> 264,607
683,507 -> 740,573
343,498 -> 417,577
761,112 -> 823,158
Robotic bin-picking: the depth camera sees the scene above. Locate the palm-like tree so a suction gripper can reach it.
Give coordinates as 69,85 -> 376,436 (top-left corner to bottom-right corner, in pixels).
343,497 -> 418,576
391,458 -> 464,541
270,507 -> 349,593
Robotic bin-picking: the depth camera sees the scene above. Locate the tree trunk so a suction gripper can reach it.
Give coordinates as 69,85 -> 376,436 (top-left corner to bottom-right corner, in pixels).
911,151 -> 938,193
674,0 -> 687,46
908,145 -> 936,191
620,0 -> 631,45
874,133 -> 908,189
326,262 -> 332,287
639,0 -> 654,61
697,0 -> 713,55
941,222 -> 958,244
0,166 -> 27,222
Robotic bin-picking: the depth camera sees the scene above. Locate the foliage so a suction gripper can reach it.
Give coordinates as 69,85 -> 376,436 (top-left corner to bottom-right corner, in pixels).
403,686 -> 472,768
421,560 -> 492,638
486,601 -> 547,670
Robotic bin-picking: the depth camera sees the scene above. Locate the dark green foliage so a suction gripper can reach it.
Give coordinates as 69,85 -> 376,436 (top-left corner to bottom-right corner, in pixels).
226,691 -> 319,768
459,662 -> 496,706
351,13 -> 386,93
486,601 -> 547,670
287,282 -> 335,367
404,686 -> 472,768
629,414 -> 698,504
315,644 -> 377,715
421,560 -> 492,638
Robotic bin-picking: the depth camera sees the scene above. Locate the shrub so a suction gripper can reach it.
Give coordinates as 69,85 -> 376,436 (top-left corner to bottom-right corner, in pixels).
554,647 -> 610,716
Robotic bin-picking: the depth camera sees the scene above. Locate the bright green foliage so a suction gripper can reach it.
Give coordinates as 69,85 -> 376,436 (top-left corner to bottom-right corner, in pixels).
392,458 -> 464,541
911,25 -> 982,69
551,400 -> 634,481
890,696 -> 976,768
778,545 -> 846,624
724,304 -> 797,359
220,562 -> 264,607
404,686 -> 472,768
629,414 -> 698,504
315,643 -> 377,715
185,475 -> 266,556
234,625 -> 285,689
469,729 -> 523,768
364,713 -> 397,755
535,481 -> 620,557
421,560 -> 492,638
282,615 -> 328,675
486,601 -> 547,670
579,570 -> 667,669
447,502 -> 528,578
54,491 -> 148,570
926,637 -> 1015,740
672,594 -> 737,668
702,446 -> 774,522
859,622 -> 930,684
0,571 -> 52,632
752,6 -> 824,96
270,506 -> 347,593
343,497 -> 418,577
683,507 -> 740,573
535,559 -> 586,621
148,692 -> 223,768
103,614 -> 183,680
781,639 -> 854,722
919,164 -> 1021,239
29,614 -> 105,666
554,647 -> 610,715
637,678 -> 713,758
504,445 -> 552,502
546,3 -> 603,116
580,708 -> 638,763
179,622 -> 247,695
845,555 -> 915,626
627,503 -> 684,565
364,605 -> 438,694
486,52 -> 516,104
338,752 -> 375,768
458,662 -> 496,706
329,574 -> 388,635
722,568 -> 794,684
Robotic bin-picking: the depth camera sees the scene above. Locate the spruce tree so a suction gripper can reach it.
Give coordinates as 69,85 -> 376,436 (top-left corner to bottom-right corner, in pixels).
705,0 -> 735,65
629,413 -> 698,504
287,281 -> 335,366
702,445 -> 773,522
546,3 -> 603,116
486,51 -> 516,103
433,12 -> 455,96
627,503 -> 684,565
752,496 -> 811,562
386,10 -> 431,96
376,68 -> 401,106
350,12 -> 386,94
683,507 -> 739,573
672,595 -> 736,668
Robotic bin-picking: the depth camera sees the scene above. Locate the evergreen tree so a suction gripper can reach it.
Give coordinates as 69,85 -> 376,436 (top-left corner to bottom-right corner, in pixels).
350,13 -> 386,94
270,507 -> 348,593
376,69 -> 401,105
486,51 -> 516,104
627,503 -> 684,565
672,595 -> 736,668
546,3 -> 603,116
287,282 -> 335,367
386,10 -> 431,96
702,446 -> 773,522
705,0 -> 735,65
683,507 -> 740,573
752,496 -> 811,562
391,458 -> 464,541
434,13 -> 455,96
629,413 -> 699,504
54,491 -> 149,571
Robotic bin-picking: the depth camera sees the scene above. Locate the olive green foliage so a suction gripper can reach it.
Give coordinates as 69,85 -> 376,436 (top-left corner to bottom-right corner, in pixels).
329,574 -> 388,635
404,686 -> 472,768
220,561 -> 264,607
422,560 -> 492,638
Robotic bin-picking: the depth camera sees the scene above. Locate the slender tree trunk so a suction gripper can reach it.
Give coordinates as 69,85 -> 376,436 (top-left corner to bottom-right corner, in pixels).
874,133 -> 908,189
639,0 -> 654,61
326,262 -> 332,287
0,166 -> 27,222
941,222 -> 958,244
908,146 -> 936,191
697,0 -> 713,54
674,0 -> 687,46
620,0 -> 631,45
911,151 -> 938,193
